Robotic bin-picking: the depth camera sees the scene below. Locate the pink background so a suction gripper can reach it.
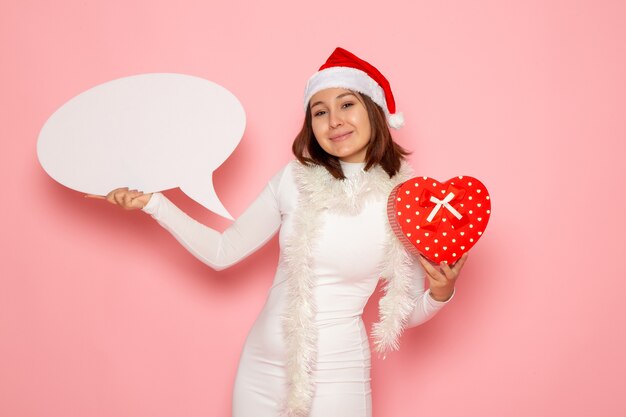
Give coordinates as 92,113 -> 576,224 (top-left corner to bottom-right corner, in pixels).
2,0 -> 625,416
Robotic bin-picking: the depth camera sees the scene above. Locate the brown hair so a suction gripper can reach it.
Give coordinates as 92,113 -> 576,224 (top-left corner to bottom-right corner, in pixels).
292,92 -> 410,179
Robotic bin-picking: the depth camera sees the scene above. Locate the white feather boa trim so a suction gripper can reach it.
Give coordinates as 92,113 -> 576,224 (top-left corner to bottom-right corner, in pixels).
280,160 -> 414,416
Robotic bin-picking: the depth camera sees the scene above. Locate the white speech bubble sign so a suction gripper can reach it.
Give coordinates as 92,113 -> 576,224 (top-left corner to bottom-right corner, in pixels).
37,73 -> 246,220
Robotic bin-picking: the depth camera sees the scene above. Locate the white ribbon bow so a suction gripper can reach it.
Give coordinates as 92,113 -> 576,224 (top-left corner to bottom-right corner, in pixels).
426,192 -> 463,222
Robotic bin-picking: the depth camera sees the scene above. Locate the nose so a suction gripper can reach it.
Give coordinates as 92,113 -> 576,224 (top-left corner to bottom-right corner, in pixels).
328,110 -> 343,128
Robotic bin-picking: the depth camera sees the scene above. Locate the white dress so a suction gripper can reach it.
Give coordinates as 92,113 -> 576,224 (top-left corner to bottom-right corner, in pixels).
142,160 -> 451,417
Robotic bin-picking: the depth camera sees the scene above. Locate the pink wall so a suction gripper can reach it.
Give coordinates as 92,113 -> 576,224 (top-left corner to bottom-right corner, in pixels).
2,0 -> 625,416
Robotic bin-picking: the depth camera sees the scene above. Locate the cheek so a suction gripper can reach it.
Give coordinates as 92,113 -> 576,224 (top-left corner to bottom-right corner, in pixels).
314,138 -> 326,152
362,119 -> 372,139
311,120 -> 326,140
357,114 -> 372,140
309,122 -> 325,148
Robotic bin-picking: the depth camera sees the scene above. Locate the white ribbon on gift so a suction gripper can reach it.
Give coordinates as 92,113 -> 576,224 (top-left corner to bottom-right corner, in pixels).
426,192 -> 464,222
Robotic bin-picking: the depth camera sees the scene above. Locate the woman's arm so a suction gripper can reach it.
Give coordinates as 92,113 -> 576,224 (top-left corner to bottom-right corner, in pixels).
405,253 -> 466,328
141,168 -> 285,271
142,181 -> 281,271
87,165 -> 289,271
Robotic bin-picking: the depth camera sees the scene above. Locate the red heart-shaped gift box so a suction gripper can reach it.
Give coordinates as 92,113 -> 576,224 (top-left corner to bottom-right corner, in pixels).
387,176 -> 491,264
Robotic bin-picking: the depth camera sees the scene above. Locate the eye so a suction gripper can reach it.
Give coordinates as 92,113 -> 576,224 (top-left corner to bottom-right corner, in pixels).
313,110 -> 326,117
341,101 -> 354,109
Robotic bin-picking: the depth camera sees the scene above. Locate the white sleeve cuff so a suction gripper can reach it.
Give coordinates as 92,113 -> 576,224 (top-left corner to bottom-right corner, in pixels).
141,192 -> 162,215
425,288 -> 455,307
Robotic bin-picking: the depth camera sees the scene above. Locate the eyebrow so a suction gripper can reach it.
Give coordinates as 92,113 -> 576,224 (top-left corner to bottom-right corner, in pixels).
309,92 -> 357,109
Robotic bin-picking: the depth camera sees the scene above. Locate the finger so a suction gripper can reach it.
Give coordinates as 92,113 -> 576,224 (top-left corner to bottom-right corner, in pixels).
122,192 -> 135,208
130,195 -> 147,209
128,191 -> 143,199
440,261 -> 455,281
84,194 -> 106,199
106,187 -> 128,204
123,191 -> 145,209
113,189 -> 128,206
106,187 -> 129,197
452,252 -> 469,273
418,255 -> 443,282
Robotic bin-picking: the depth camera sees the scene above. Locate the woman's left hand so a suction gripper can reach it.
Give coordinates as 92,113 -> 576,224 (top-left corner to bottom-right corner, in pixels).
417,252 -> 468,302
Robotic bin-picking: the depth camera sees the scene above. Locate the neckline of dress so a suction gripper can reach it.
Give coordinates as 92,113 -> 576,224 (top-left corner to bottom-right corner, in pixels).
339,160 -> 366,177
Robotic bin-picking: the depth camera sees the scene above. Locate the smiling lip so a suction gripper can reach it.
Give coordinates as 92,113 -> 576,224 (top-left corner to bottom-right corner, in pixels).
330,131 -> 353,142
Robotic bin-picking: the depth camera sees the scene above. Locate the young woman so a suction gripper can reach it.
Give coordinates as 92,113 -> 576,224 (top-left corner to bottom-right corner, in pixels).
91,47 -> 467,417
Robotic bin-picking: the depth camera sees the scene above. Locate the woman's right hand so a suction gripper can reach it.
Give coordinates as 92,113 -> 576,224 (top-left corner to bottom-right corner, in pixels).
85,188 -> 153,210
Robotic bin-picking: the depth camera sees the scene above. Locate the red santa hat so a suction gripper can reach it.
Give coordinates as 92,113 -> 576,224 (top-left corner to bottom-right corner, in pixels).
303,47 -> 405,129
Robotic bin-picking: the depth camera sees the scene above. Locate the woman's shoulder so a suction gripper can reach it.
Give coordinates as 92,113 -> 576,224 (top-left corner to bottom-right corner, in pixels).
397,158 -> 415,181
270,159 -> 300,180
269,158 -> 414,190
269,159 -> 324,184
266,159 -> 300,196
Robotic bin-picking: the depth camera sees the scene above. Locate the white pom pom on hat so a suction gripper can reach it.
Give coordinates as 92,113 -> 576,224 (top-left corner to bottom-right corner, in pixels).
387,112 -> 405,129
304,47 -> 404,129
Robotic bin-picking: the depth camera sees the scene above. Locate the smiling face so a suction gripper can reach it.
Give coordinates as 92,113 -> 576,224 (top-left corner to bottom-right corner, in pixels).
309,88 -> 372,163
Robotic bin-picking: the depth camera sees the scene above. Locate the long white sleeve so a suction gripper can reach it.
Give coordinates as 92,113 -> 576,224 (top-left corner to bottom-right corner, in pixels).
405,259 -> 455,328
141,167 -> 285,271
